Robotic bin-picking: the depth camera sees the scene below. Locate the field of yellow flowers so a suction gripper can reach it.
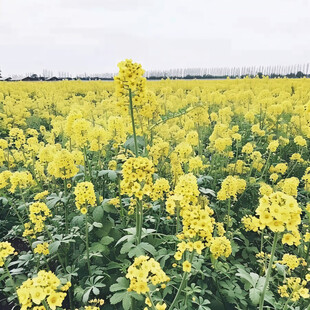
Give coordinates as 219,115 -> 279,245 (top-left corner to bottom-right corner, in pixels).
1,60 -> 310,310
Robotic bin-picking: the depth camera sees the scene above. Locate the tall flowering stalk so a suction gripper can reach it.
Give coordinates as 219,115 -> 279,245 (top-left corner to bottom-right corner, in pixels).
120,157 -> 154,245
242,191 -> 302,310
74,181 -> 96,275
126,255 -> 170,309
114,59 -> 146,157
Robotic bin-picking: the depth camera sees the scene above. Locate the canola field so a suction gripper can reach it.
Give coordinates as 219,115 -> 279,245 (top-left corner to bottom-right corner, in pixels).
1,60 -> 310,310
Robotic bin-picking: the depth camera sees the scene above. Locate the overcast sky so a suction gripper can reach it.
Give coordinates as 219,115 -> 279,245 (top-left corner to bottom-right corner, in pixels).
0,0 -> 309,76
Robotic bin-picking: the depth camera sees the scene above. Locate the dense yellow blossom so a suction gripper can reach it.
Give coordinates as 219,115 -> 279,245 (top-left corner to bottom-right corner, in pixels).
217,175 -> 246,201
121,157 -> 155,200
17,270 -> 69,310
126,256 -> 170,294
0,242 -> 15,266
74,181 -> 96,211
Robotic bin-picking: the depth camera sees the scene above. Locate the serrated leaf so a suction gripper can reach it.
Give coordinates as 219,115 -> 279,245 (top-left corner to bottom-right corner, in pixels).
120,242 -> 134,254
249,288 -> 261,305
236,268 -> 255,287
249,272 -> 259,287
128,246 -> 145,258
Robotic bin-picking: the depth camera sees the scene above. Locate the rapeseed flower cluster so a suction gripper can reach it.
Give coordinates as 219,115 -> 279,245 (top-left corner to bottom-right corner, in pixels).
34,242 -> 49,255
278,276 -> 310,301
217,175 -> 246,201
121,157 -> 155,200
23,202 -> 51,238
209,236 -> 232,259
243,192 -> 302,247
17,270 -> 70,310
74,181 -> 96,213
0,241 -> 15,266
9,171 -> 34,193
47,149 -> 79,179
126,256 -> 170,294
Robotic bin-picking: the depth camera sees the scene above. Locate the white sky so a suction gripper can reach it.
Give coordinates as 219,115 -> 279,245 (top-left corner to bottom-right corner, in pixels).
0,0 -> 310,76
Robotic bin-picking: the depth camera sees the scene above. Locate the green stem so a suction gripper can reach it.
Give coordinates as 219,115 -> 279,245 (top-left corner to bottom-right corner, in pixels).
85,212 -> 91,275
136,200 -> 143,245
42,300 -> 49,309
260,151 -> 271,181
283,294 -> 293,310
168,252 -> 195,310
258,232 -> 278,310
197,125 -> 202,156
4,263 -> 18,302
10,201 -> 34,252
118,178 -> 124,224
260,229 -> 265,253
44,226 -> 65,270
176,206 -> 180,235
63,179 -> 69,235
146,291 -> 157,310
302,241 -> 310,278
129,88 -> 138,157
226,198 -> 231,235
68,286 -> 74,310
83,146 -> 92,181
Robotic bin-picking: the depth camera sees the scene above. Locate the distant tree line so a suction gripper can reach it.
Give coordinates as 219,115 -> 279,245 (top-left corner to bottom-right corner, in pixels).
1,64 -> 309,81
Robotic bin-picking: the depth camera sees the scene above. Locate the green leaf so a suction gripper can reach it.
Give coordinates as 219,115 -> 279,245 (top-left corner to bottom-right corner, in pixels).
249,272 -> 259,287
93,287 -> 100,295
120,242 -> 134,255
236,268 -> 255,287
0,197 -> 8,205
199,187 -> 216,197
71,215 -> 84,227
101,236 -> 114,245
46,193 -> 62,209
82,288 -> 92,303
93,222 -> 103,228
124,136 -> 145,151
102,202 -> 118,214
93,206 -> 104,221
275,263 -> 286,276
128,246 -> 145,258
139,242 -> 156,256
49,241 -> 61,254
249,288 -> 261,305
122,294 -> 131,310
98,170 -> 109,177
108,170 -> 118,181
110,277 -> 130,292
110,291 -> 127,304
74,286 -> 84,302
90,242 -> 107,253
